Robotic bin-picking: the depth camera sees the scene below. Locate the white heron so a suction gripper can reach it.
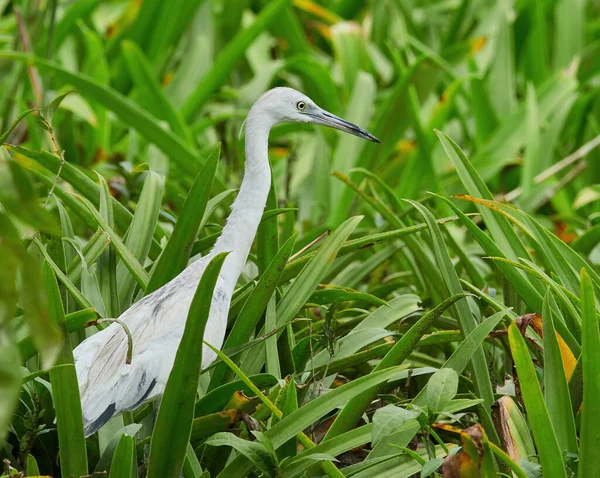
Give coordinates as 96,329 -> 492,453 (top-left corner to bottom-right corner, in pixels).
74,87 -> 380,436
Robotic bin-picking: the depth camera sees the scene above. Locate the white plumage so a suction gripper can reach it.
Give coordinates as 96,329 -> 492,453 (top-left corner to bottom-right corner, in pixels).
74,87 -> 380,436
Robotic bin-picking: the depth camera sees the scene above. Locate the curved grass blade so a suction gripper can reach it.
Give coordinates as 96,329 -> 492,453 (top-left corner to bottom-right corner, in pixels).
147,252 -> 228,478
18,308 -> 98,361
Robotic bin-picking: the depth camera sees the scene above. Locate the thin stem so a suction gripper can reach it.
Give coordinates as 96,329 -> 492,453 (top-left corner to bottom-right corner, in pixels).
88,318 -> 134,364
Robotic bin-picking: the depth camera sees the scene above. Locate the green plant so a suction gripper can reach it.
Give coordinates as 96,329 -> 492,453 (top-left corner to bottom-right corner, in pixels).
1,1 -> 599,477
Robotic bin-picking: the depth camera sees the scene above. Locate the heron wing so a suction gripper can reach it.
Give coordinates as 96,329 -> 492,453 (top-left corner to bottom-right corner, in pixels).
75,259 -> 231,436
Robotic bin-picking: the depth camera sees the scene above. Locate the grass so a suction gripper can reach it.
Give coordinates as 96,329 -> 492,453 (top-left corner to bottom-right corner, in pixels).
1,0 -> 600,477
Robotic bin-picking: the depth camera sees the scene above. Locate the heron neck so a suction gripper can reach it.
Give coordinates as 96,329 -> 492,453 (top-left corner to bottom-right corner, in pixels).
211,116 -> 272,290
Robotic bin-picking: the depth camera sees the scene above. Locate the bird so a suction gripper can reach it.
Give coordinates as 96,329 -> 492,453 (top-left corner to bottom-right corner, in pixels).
73,87 -> 381,436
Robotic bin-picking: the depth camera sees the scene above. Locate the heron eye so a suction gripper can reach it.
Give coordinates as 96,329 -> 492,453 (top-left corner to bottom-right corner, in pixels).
296,101 -> 306,111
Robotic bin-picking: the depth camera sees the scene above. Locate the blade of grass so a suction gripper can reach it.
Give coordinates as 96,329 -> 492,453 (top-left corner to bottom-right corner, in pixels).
508,323 -> 567,478
43,261 -> 88,477
146,145 -> 219,294
578,269 -> 600,477
541,290 -> 577,455
147,252 -> 228,478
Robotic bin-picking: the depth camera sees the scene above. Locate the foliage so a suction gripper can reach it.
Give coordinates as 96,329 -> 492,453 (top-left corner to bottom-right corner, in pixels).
1,0 -> 600,477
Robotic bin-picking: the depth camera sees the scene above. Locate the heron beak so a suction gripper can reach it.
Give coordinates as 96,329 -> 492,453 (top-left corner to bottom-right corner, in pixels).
309,109 -> 381,143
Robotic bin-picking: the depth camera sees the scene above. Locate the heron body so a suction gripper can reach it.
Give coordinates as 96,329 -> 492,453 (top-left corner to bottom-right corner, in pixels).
74,87 -> 380,436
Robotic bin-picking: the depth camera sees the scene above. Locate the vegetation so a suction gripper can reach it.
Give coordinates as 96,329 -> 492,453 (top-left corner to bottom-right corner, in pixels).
1,0 -> 599,476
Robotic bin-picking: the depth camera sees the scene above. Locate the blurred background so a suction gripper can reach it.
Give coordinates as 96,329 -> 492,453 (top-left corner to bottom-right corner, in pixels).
2,0 -> 598,231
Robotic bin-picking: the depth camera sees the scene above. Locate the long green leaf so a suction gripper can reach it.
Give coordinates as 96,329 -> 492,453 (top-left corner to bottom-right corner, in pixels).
147,252 -> 228,478
508,323 -> 566,478
43,262 -> 88,477
541,290 -> 577,455
146,146 -> 219,294
578,269 -> 600,478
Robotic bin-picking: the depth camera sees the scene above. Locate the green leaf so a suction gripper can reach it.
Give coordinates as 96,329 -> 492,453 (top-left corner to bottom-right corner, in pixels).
325,293 -> 467,440
541,290 -> 577,455
116,169 -> 164,307
146,145 -> 219,294
0,329 -> 20,442
147,252 -> 228,478
94,424 -> 142,474
206,432 -> 277,478
371,405 -> 420,445
578,269 -> 600,478
0,108 -> 37,144
109,434 -> 135,478
45,89 -> 76,124
508,323 -> 567,477
420,457 -> 443,478
43,262 -> 88,477
415,368 -> 458,415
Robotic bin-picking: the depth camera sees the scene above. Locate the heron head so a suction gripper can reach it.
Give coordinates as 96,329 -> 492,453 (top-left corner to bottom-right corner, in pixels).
254,87 -> 381,143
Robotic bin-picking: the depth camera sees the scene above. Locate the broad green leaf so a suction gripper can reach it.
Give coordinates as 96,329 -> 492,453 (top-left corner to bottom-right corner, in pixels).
109,434 -> 135,478
147,252 -> 228,478
414,368 -> 458,414
371,405 -> 420,445
206,432 -> 277,477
